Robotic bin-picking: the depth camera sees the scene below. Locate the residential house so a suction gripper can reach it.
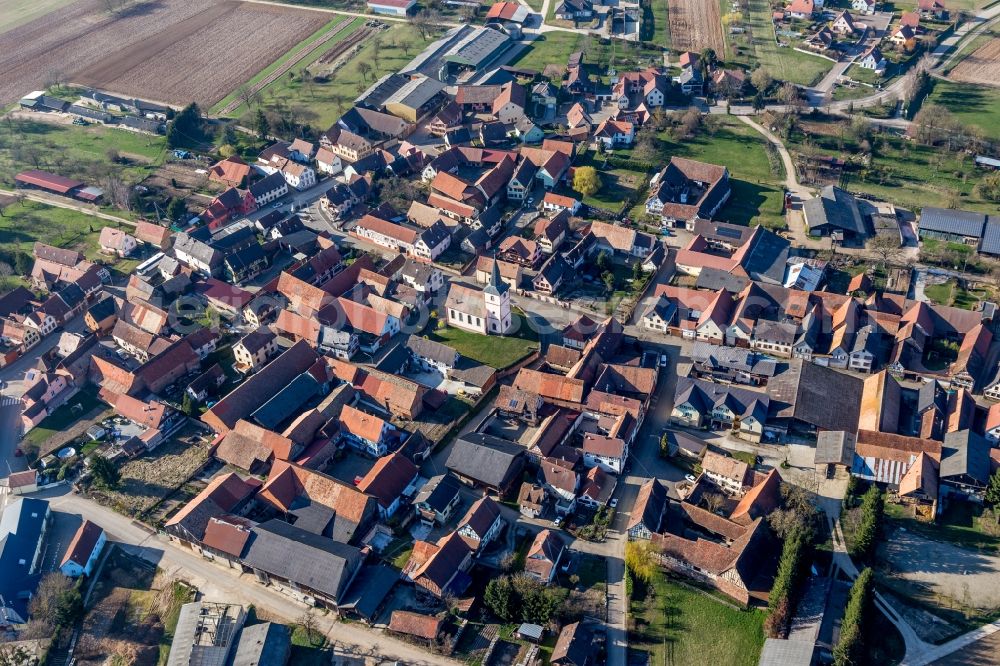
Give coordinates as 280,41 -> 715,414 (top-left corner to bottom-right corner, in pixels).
551,622 -> 597,666
671,377 -> 769,442
404,532 -> 473,599
518,483 -> 546,518
533,253 -> 572,295
534,211 -> 570,254
357,452 -> 419,519
851,0 -> 875,14
858,46 -> 887,73
646,158 -> 731,229
540,457 -> 579,515
99,227 -> 137,257
353,214 -> 451,261
524,530 -> 565,583
406,336 -> 459,375
457,496 -> 505,554
803,185 -> 868,240
594,119 -> 635,148
233,328 -> 278,374
340,404 -> 396,457
831,10 -> 858,34
414,474 -> 463,526
542,193 -> 581,216
627,479 -> 667,539
59,520 -> 106,577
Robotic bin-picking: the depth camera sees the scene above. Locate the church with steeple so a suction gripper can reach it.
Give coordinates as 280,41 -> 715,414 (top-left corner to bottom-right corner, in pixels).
444,257 -> 514,336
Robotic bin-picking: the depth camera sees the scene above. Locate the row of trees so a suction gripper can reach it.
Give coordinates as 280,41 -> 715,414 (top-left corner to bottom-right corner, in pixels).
765,486 -> 821,638
849,485 -> 884,564
833,568 -> 875,666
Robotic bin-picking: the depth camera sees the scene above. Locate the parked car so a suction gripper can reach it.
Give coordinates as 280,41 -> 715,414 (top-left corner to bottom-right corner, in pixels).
609,498 -> 618,509
659,353 -> 668,367
684,474 -> 697,483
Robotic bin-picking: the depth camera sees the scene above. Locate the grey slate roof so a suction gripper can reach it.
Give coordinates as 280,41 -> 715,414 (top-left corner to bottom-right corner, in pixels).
691,342 -> 778,377
695,267 -> 750,293
406,335 -> 459,366
242,519 -> 363,602
446,433 -> 525,488
803,186 -> 866,236
919,207 -> 987,238
338,564 -> 398,620
0,498 -> 49,623
414,473 -> 463,514
248,172 -> 287,199
980,220 -> 1000,256
174,232 -> 220,267
674,376 -> 770,423
740,228 -> 791,284
940,430 -> 990,484
753,319 -> 798,346
814,431 -> 856,466
231,622 -> 291,666
766,359 -> 863,431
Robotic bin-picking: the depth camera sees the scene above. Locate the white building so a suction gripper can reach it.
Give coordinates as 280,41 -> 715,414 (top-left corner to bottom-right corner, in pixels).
444,259 -> 513,335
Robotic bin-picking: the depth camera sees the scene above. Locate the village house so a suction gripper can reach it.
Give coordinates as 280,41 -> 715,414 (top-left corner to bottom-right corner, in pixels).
457,496 -> 505,554
646,158 -> 731,229
414,473 -> 463,526
353,214 -> 451,261
357,452 -> 419,519
99,227 -> 138,257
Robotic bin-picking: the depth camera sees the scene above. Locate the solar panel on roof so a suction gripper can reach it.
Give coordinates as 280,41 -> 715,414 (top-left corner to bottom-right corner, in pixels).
716,226 -> 743,239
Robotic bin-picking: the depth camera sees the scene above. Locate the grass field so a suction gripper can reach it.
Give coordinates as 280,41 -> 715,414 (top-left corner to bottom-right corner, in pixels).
429,313 -> 539,369
0,117 -> 166,188
640,0 -> 671,46
210,16 -> 350,116
924,79 -> 1000,142
744,0 -> 831,85
924,280 -> 956,306
227,22 -> 435,130
0,200 -> 111,260
0,0 -> 74,34
511,32 -> 585,72
630,573 -> 766,666
788,118 -> 998,213
657,118 -> 786,228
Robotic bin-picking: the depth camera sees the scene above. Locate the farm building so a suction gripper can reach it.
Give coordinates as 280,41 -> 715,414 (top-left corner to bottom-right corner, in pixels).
403,25 -> 513,81
14,170 -> 104,202
367,0 -> 415,15
917,207 -> 987,245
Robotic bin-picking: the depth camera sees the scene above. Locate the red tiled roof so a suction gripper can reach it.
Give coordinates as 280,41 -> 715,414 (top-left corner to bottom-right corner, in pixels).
61,520 -> 103,568
357,452 -> 418,510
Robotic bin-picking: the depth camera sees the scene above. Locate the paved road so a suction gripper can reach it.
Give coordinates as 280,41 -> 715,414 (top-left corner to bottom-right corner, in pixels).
25,485 -> 461,666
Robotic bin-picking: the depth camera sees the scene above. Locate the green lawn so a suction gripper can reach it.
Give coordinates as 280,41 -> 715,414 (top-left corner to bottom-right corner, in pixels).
787,119 -> 998,213
924,79 -> 1000,142
23,386 -> 107,454
924,280 -> 956,306
0,118 -> 166,189
227,22 -> 435,130
742,0 -> 831,85
429,313 -> 539,369
0,199 -> 113,260
290,624 -> 332,666
630,573 -> 766,666
656,119 -> 786,228
512,33 -> 585,72
640,0 -> 670,47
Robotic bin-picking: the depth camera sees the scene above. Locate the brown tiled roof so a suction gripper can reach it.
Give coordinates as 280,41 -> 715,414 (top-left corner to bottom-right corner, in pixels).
357,452 -> 418,510
134,221 -> 172,247
541,457 -> 577,494
513,368 -> 585,403
60,519 -> 104,568
855,430 -> 942,462
730,469 -> 780,524
582,433 -> 625,458
165,472 -> 260,539
546,344 -> 581,370
898,451 -> 938,499
278,271 -> 331,315
702,451 -> 750,485
389,611 -> 443,640
201,515 -> 253,557
111,394 -> 169,429
216,419 -> 295,470
525,529 -> 563,580
258,461 -> 377,541
458,496 -> 502,541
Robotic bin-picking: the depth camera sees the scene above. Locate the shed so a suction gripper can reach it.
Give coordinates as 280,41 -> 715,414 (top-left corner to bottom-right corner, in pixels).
516,623 -> 545,643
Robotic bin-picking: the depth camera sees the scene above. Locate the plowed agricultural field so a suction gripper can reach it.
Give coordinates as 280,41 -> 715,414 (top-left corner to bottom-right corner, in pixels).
667,0 -> 724,53
949,38 -> 1000,87
0,0 -> 327,107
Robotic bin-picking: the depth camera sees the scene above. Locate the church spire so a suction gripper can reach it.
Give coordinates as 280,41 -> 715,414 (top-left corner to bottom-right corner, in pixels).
485,255 -> 508,296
